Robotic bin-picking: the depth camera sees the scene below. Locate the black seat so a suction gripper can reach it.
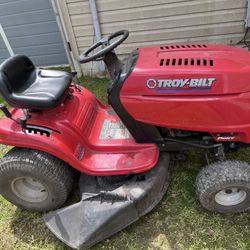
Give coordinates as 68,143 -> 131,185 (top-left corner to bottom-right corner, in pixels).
0,55 -> 72,110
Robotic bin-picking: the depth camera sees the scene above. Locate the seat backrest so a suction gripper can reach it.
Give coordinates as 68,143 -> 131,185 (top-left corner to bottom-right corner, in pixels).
0,55 -> 35,93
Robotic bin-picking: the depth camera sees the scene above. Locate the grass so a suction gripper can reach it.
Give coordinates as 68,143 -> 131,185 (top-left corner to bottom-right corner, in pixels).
0,76 -> 250,249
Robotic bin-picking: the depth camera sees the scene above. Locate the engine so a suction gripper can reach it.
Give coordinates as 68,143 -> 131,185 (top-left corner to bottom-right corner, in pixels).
120,44 -> 250,144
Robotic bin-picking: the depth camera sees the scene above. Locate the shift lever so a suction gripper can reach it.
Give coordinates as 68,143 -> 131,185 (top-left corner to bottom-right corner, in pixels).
0,104 -> 12,119
0,104 -> 28,132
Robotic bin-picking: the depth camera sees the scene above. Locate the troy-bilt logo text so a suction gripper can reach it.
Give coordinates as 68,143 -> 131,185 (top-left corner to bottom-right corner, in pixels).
146,78 -> 216,91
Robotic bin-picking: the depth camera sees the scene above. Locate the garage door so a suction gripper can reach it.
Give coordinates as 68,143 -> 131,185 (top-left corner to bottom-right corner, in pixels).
0,0 -> 68,66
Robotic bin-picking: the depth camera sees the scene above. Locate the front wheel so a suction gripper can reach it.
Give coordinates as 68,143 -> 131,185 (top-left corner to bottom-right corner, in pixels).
196,160 -> 250,214
0,147 -> 76,212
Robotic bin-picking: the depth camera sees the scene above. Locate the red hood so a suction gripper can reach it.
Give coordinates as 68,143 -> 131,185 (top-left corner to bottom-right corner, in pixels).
121,44 -> 250,96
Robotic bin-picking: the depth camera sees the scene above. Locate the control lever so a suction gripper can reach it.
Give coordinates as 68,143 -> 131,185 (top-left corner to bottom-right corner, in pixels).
71,71 -> 82,92
19,116 -> 27,132
0,103 -> 12,119
0,104 -> 28,132
71,71 -> 77,78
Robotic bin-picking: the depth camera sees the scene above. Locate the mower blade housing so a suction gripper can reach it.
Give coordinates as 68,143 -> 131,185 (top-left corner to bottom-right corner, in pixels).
43,153 -> 172,249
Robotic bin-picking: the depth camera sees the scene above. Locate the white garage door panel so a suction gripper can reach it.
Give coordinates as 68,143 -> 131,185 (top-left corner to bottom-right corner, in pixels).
0,0 -> 53,17
8,32 -> 64,48
0,0 -> 67,66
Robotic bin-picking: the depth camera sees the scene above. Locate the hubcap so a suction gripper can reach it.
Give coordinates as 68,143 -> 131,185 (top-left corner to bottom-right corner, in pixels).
215,188 -> 247,206
11,177 -> 48,203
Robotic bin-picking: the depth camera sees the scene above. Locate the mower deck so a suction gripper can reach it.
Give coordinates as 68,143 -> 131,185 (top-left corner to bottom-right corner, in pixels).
44,153 -> 172,249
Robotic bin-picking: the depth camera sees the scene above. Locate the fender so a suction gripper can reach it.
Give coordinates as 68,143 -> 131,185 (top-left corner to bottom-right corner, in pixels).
0,87 -> 159,176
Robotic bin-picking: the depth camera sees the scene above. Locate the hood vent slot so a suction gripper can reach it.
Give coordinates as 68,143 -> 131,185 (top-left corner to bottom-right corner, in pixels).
160,58 -> 214,67
160,44 -> 208,50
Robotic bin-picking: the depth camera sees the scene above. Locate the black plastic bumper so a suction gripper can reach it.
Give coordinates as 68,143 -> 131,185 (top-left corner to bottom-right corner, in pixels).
43,153 -> 172,249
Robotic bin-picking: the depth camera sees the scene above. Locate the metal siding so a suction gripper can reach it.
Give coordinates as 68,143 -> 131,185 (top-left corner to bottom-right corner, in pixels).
0,0 -> 67,66
65,0 -> 248,74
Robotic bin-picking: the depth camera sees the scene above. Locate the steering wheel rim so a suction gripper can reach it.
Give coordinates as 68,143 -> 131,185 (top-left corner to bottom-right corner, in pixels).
79,30 -> 129,63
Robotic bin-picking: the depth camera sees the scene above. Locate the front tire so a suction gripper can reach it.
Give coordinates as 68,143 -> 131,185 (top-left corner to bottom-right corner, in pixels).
0,147 -> 76,212
196,160 -> 250,214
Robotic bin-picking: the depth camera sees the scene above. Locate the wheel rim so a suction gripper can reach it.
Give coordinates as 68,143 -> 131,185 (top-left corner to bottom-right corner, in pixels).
215,187 -> 247,206
11,177 -> 48,203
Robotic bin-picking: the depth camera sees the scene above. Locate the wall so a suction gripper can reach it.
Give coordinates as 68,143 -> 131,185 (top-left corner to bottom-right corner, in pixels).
60,0 -> 247,75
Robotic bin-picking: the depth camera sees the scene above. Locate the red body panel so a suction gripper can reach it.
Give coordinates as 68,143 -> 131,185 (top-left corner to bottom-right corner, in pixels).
120,44 -> 250,142
0,86 -> 158,175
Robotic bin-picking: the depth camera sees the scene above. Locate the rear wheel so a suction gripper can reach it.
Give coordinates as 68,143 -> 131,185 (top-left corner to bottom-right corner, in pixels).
196,160 -> 250,213
0,147 -> 76,212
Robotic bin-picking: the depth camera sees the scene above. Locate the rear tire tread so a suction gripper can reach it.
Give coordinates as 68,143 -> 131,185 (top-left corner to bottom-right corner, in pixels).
0,147 -> 76,212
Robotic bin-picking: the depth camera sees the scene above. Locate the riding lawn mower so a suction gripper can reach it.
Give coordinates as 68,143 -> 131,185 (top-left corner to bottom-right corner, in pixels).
0,30 -> 250,249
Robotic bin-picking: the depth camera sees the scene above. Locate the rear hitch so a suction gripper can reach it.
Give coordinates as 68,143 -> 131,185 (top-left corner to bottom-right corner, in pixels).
43,153 -> 173,249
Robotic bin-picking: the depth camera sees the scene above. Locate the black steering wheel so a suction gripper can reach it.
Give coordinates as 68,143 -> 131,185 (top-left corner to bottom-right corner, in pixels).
79,30 -> 129,63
